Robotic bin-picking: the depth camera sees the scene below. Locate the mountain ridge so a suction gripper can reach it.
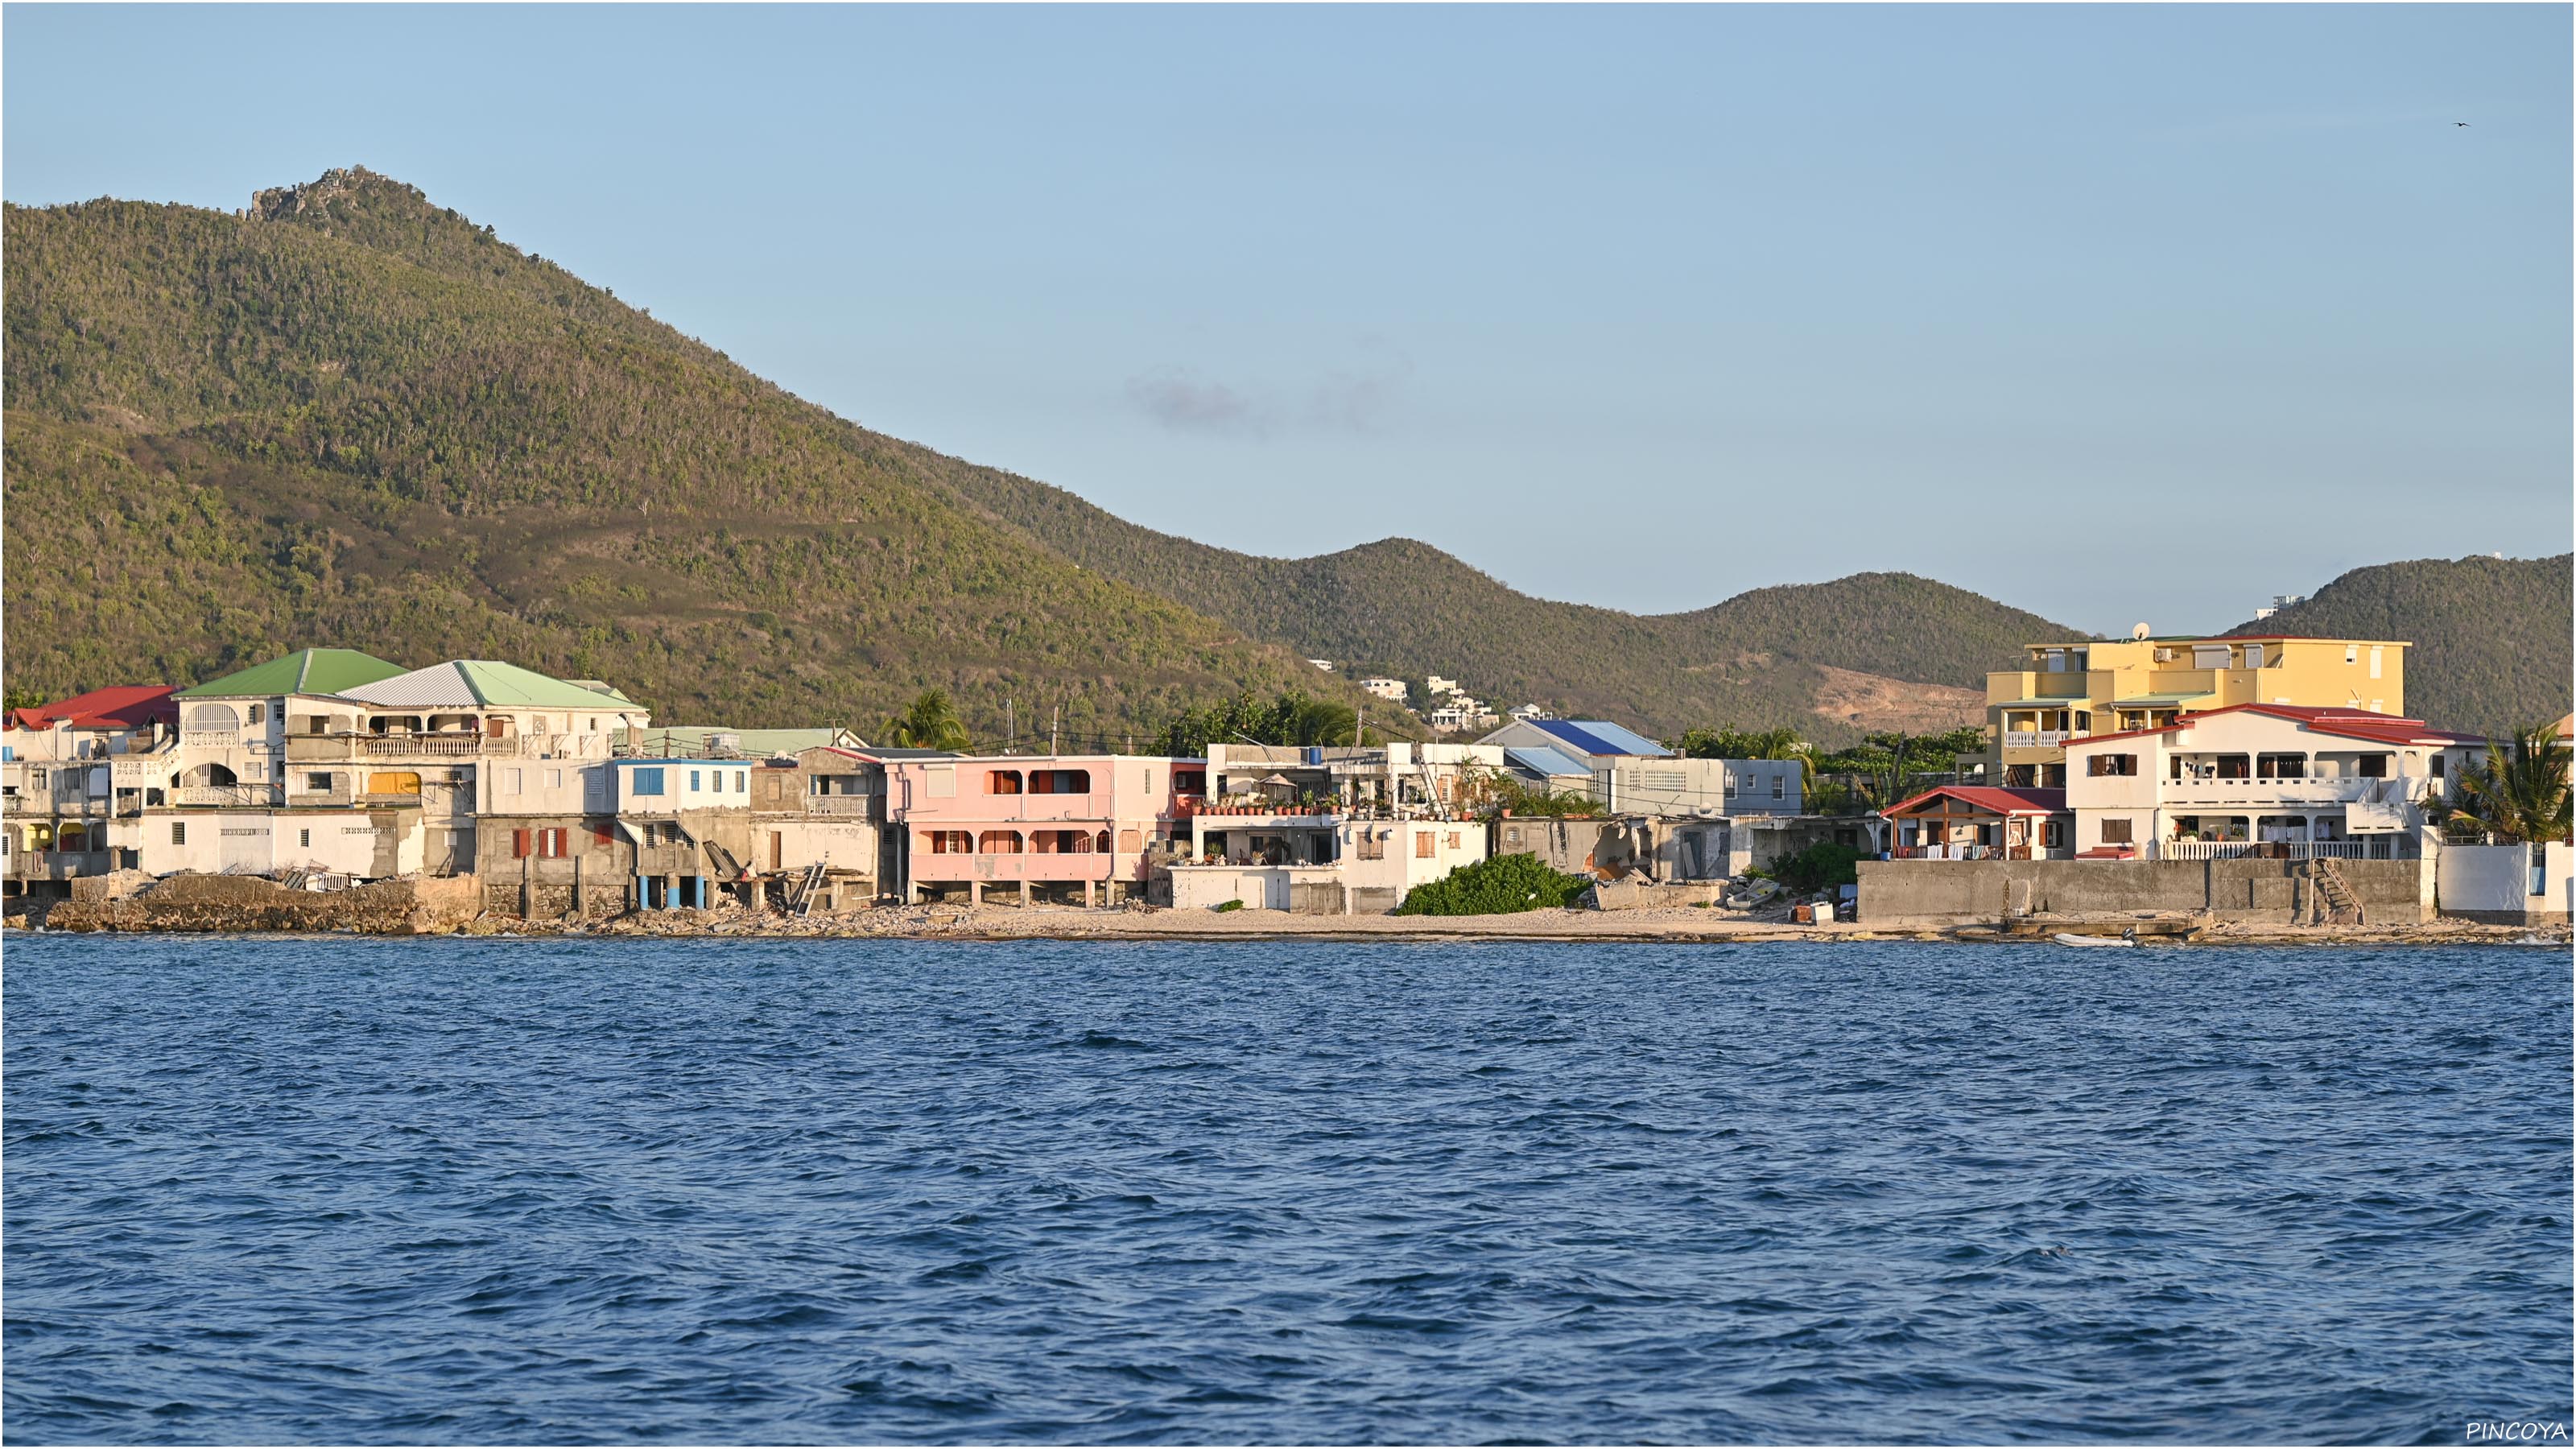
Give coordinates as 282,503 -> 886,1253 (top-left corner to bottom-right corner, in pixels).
5,167 -> 2556,743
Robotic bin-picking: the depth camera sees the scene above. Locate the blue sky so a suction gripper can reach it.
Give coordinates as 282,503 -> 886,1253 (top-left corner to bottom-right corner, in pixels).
6,4 -> 2567,633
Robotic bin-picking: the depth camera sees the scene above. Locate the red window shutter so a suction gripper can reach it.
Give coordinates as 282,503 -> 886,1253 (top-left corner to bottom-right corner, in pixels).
512,828 -> 531,858
592,823 -> 614,846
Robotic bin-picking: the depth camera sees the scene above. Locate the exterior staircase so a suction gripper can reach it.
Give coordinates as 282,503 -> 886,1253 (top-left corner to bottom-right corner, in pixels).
786,861 -> 828,917
2306,857 -> 2364,926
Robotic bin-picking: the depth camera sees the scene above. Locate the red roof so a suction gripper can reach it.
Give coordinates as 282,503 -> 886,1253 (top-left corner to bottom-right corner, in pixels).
1882,785 -> 2066,818
2063,703 -> 2482,751
4,685 -> 177,733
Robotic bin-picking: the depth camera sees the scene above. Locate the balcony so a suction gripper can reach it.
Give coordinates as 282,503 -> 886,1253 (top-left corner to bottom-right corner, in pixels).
2003,731 -> 2069,749
2156,776 -> 2408,808
909,852 -> 1120,884
804,795 -> 876,816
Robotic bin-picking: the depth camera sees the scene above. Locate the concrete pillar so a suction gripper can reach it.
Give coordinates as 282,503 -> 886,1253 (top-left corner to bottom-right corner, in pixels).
1019,879 -> 1031,908
1082,878 -> 1095,909
968,879 -> 982,906
637,873 -> 650,910
572,857 -> 586,915
519,857 -> 533,919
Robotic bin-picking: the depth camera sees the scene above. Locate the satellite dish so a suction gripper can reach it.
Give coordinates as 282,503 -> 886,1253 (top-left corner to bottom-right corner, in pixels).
2130,622 -> 2152,641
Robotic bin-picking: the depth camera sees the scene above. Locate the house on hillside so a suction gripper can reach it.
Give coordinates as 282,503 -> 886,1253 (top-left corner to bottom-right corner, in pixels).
2059,704 -> 2480,861
1358,679 -> 1409,704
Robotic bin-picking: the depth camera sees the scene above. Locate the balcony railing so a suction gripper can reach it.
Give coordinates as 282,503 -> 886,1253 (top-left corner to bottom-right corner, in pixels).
2003,731 -> 2070,749
170,785 -> 281,807
805,795 -> 876,815
2155,839 -> 2411,861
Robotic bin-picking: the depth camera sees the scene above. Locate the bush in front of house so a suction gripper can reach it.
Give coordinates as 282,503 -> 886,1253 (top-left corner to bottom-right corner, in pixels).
1766,841 -> 1866,894
1394,852 -> 1594,916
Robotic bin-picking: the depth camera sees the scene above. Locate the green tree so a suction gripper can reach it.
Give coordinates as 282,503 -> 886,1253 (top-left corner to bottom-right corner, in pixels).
1394,852 -> 1593,915
2446,722 -> 2573,844
881,688 -> 971,752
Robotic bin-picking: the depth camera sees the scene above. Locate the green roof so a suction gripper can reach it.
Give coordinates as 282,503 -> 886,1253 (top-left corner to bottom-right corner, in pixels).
176,648 -> 407,699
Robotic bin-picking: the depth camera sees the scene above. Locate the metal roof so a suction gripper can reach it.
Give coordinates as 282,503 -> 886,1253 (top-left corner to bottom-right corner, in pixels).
1882,786 -> 2067,817
644,726 -> 859,756
337,661 -> 645,712
1504,745 -> 1593,778
1533,719 -> 1672,758
6,685 -> 178,732
177,649 -> 407,699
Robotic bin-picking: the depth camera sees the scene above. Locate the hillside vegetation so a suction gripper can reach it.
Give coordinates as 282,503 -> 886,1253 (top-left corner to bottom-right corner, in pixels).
2227,555 -> 2572,736
929,470 -> 2071,741
2,170 -> 1362,737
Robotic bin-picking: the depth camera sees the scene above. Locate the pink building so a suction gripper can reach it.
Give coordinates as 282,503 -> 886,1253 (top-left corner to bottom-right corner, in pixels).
886,754 -> 1205,905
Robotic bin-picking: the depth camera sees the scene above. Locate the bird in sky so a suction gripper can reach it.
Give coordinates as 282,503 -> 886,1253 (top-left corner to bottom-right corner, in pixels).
2457,121 -> 2471,127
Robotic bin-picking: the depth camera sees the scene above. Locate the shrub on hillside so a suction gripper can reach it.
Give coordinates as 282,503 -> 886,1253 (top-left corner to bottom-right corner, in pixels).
1394,852 -> 1593,916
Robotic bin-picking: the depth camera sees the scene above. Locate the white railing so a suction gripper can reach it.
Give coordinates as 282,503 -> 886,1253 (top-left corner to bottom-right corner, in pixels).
171,785 -> 280,807
2157,839 -> 2409,861
806,795 -> 875,815
363,735 -> 483,758
186,731 -> 242,749
2004,731 -> 2069,749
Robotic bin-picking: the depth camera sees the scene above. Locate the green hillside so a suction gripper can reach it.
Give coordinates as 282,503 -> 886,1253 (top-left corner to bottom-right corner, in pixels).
2226,555 -> 2573,736
1,169 -> 1364,740
927,469 -> 2079,741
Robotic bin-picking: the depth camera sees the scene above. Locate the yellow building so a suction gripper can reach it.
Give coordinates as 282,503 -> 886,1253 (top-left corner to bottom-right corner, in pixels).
1973,633 -> 2409,788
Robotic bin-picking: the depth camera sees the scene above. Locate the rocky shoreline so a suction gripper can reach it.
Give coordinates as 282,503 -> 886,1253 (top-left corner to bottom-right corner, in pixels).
11,886 -> 2564,948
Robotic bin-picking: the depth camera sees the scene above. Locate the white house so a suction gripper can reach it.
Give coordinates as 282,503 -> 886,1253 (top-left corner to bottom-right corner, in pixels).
1358,679 -> 1410,704
2059,704 -> 2481,860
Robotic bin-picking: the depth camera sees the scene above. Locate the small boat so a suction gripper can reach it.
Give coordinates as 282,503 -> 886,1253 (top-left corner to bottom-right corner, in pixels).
2054,929 -> 2137,948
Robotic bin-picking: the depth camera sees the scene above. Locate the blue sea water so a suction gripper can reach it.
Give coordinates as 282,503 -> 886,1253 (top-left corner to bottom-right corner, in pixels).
3,935 -> 2568,1445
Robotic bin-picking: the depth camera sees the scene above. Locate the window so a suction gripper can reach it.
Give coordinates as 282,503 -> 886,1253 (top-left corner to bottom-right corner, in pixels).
299,828 -> 312,848
1415,831 -> 1435,859
1357,832 -> 1385,861
1030,770 -> 1092,795
513,829 -> 531,858
248,704 -> 266,725
2100,818 -> 2133,844
689,770 -> 702,791
1772,774 -> 1785,799
1724,771 -> 1737,798
2087,754 -> 2137,777
2346,644 -> 2359,664
1117,829 -> 1141,853
539,828 -> 568,859
547,769 -> 563,790
633,768 -> 666,795
2043,820 -> 2066,848
2358,754 -> 2390,778
987,770 -> 1024,795
506,768 -> 524,794
926,766 -> 955,798
2534,857 -> 2550,898
307,772 -> 333,791
922,829 -> 972,854
2430,755 -> 2445,779
1446,831 -> 1462,850
734,770 -> 746,792
2368,646 -> 2384,679
308,715 -> 328,735
592,823 -> 617,847
171,822 -> 186,845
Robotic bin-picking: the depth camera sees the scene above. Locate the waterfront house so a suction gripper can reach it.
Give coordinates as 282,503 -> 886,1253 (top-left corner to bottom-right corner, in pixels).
886,753 -> 1202,906
1971,633 -> 2409,788
2,685 -> 179,903
2058,704 -> 2479,861
1880,786 -> 2072,860
143,650 -> 411,878
608,756 -> 758,909
743,745 -> 960,912
1169,742 -> 1497,912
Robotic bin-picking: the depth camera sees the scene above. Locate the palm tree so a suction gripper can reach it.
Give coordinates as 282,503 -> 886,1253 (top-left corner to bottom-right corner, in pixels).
881,688 -> 971,752
2447,721 -> 2573,844
1288,699 -> 1358,748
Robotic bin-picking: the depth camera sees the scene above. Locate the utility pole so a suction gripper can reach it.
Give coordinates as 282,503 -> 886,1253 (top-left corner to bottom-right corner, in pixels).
1050,705 -> 1059,755
1005,699 -> 1014,754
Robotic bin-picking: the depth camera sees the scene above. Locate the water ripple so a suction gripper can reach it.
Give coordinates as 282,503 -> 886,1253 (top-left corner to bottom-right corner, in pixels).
3,936 -> 2568,1443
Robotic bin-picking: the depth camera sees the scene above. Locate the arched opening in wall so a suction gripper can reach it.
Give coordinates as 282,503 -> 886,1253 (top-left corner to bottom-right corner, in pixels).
180,762 -> 239,788
429,713 -> 481,735
368,771 -> 423,797
1029,830 -> 1094,854
1095,831 -> 1112,854
1030,770 -> 1091,795
987,770 -> 1024,795
369,715 -> 426,736
920,830 -> 974,855
185,704 -> 239,735
56,824 -> 88,853
977,830 -> 1024,855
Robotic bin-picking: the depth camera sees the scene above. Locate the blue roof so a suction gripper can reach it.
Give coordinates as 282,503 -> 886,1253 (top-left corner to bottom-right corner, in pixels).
1505,745 -> 1594,778
1534,719 -> 1671,758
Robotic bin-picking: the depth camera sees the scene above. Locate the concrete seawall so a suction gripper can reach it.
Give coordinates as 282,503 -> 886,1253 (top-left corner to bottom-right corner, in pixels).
1856,858 -> 2433,928
41,873 -> 482,935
